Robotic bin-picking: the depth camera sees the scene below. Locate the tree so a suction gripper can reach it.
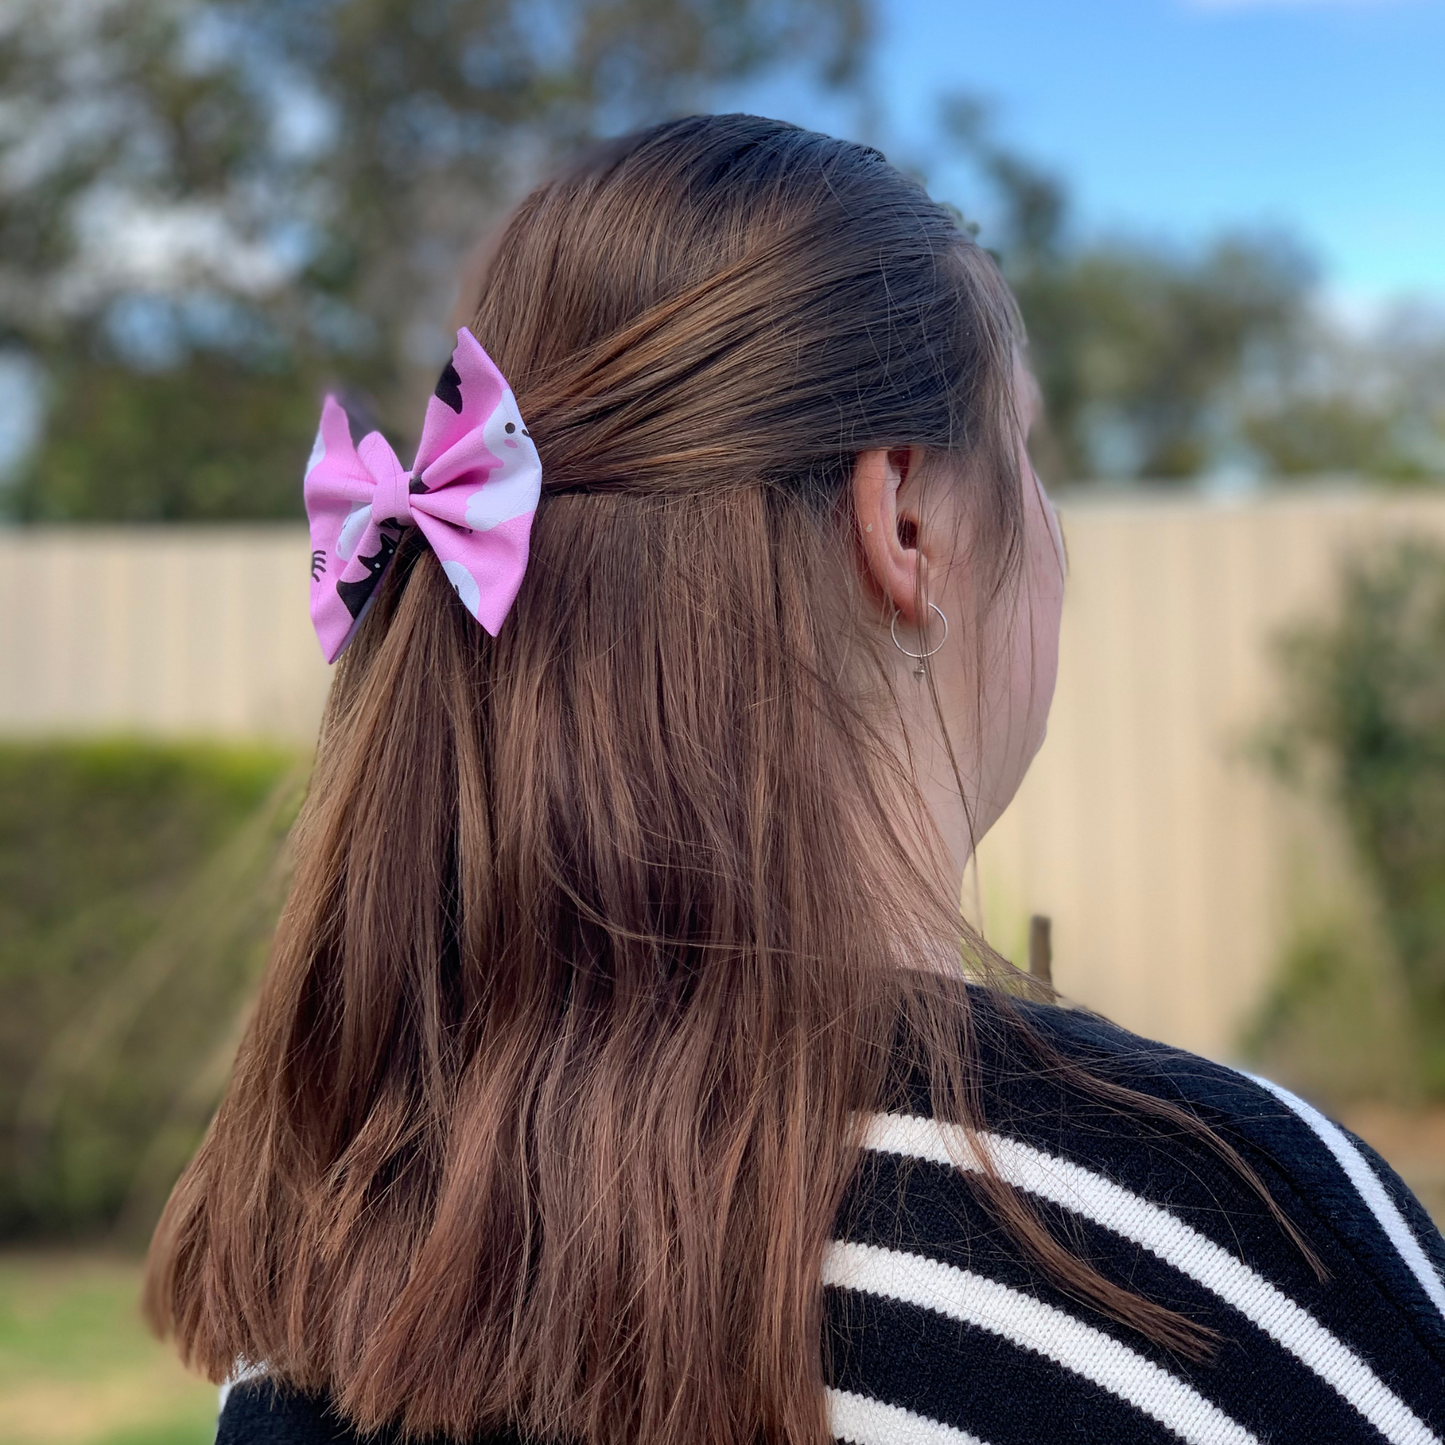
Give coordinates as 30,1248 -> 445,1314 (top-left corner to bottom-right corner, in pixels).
937,97 -> 1315,484
1241,304 -> 1445,482
1028,236 -> 1313,481
0,0 -> 868,520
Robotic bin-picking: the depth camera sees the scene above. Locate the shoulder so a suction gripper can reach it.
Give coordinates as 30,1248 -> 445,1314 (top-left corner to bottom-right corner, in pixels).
825,994 -> 1445,1444
996,996 -> 1445,1335
217,1380 -> 533,1445
217,1380 -> 362,1445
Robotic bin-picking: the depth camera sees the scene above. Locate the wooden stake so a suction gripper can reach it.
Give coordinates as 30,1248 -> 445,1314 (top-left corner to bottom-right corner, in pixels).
1028,914 -> 1052,986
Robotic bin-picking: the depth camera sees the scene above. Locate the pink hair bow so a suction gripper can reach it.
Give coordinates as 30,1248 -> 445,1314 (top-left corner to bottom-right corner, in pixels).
304,328 -> 542,663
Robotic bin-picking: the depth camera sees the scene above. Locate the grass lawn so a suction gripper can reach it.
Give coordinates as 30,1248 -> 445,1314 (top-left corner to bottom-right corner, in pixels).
0,1253 -> 217,1445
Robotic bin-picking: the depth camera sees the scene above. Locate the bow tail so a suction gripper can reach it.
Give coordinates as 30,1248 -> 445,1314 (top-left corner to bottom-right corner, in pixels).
305,398 -> 395,662
417,510 -> 537,637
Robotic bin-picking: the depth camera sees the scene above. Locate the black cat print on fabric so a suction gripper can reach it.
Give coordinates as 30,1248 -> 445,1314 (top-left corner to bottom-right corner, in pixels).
335,525 -> 403,619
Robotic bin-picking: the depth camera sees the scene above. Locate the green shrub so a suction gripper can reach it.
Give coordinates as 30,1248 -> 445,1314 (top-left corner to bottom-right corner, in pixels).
0,741 -> 306,1240
1241,913 -> 1418,1107
1253,538 -> 1445,1097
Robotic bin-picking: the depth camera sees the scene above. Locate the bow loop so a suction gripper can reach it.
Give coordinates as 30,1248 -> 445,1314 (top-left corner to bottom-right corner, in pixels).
303,330 -> 542,662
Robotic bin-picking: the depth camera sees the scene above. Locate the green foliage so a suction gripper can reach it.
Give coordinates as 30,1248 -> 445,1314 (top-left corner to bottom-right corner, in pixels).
937,97 -> 1445,486
1239,318 -> 1445,482
9,357 -> 315,521
1261,539 -> 1445,1094
1242,916 -> 1417,1108
1016,238 -> 1310,482
937,99 -> 1314,482
0,0 -> 868,520
1242,397 -> 1408,480
0,741 -> 305,1239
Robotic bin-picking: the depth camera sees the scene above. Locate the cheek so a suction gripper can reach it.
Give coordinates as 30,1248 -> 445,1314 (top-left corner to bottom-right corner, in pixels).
1015,490 -> 1065,745
980,482 -> 1064,784
925,471 -> 1063,789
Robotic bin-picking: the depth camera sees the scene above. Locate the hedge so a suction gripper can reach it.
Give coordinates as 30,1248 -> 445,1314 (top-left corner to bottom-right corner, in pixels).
0,740 -> 305,1240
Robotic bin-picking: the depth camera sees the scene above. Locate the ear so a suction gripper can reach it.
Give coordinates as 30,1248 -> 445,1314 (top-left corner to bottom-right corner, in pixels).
853,447 -> 927,622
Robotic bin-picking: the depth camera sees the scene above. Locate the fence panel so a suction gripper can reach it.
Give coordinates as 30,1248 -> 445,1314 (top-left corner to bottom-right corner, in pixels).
0,527 -> 330,740
5,496 -> 1445,1057
976,492 -> 1445,1057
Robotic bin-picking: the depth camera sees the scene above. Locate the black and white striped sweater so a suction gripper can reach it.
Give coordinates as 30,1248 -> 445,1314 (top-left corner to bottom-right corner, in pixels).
218,999 -> 1445,1445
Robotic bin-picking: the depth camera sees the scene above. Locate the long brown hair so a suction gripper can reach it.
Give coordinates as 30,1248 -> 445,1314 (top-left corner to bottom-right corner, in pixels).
145,116 -> 1298,1445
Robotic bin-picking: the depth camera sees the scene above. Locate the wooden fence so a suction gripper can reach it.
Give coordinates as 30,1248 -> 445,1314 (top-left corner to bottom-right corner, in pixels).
0,526 -> 329,739
5,493 -> 1445,1060
976,491 -> 1445,1060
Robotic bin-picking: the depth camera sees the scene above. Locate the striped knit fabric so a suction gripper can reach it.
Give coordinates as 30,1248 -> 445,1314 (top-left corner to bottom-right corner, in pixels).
217,999 -> 1445,1445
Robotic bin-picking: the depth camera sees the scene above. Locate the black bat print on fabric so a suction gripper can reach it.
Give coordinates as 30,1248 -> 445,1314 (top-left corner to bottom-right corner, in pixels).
335,525 -> 403,619
434,360 -> 464,413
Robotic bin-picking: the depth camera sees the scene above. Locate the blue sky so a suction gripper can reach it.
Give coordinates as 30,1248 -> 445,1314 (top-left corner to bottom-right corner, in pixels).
745,0 -> 1445,310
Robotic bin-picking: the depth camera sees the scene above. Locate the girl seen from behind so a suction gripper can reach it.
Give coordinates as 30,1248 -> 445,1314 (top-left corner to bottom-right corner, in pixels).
146,114 -> 1445,1445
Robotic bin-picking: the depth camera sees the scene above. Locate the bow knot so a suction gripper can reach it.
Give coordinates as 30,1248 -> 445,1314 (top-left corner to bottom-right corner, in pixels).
362,434 -> 415,528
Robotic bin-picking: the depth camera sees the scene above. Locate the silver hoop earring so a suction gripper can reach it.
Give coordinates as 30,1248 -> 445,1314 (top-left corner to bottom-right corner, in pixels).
890,603 -> 949,679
